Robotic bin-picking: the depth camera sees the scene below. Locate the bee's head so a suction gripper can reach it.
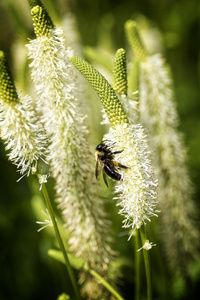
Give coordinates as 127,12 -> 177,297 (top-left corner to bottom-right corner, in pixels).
96,143 -> 107,151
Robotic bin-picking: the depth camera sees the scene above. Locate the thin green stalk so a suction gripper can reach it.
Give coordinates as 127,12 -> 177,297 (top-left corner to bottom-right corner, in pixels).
89,269 -> 125,300
134,230 -> 140,300
140,227 -> 152,300
41,181 -> 80,300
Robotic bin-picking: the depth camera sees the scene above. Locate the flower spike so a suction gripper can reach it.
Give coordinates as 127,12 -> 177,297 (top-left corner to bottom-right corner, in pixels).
71,55 -> 129,127
71,52 -> 158,234
0,51 -> 47,176
126,20 -> 200,272
113,48 -> 128,96
0,51 -> 18,103
125,20 -> 147,62
27,25 -> 116,296
31,5 -> 54,38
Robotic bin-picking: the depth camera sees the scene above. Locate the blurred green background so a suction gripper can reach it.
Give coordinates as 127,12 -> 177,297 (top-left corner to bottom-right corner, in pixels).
0,0 -> 200,299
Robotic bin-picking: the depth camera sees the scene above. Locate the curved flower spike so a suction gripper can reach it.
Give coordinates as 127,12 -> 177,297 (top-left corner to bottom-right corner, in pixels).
71,55 -> 129,127
27,24 -> 115,278
0,51 -> 46,176
72,53 -> 158,232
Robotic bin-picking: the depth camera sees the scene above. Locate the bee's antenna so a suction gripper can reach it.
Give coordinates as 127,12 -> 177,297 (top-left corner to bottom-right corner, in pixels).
102,139 -> 116,148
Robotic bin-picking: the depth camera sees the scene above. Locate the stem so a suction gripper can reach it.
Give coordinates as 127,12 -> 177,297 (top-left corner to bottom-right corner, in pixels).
140,227 -> 152,300
134,230 -> 140,300
41,182 -> 80,300
89,269 -> 125,300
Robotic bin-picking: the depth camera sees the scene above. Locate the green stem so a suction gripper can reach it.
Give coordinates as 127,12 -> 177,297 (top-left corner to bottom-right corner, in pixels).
89,269 -> 125,300
41,182 -> 80,300
140,227 -> 152,300
134,230 -> 140,300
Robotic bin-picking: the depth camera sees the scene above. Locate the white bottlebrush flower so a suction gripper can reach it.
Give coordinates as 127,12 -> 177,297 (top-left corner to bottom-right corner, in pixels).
71,51 -> 158,236
0,50 -> 47,177
125,19 -> 199,270
27,9 -> 114,275
0,96 -> 46,177
109,48 -> 158,231
104,122 -> 158,230
139,53 -> 199,270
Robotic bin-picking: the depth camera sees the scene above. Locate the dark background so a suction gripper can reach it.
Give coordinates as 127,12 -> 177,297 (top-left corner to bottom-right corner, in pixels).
0,0 -> 199,299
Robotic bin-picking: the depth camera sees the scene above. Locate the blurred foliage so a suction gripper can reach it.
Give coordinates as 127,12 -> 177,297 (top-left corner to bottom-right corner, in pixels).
0,0 -> 200,299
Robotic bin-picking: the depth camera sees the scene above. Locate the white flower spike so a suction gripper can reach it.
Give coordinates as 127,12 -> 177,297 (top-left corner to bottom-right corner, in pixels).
0,51 -> 47,177
104,123 -> 158,231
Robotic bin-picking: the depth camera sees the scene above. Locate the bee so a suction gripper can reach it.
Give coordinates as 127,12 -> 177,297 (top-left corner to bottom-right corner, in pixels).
95,142 -> 128,187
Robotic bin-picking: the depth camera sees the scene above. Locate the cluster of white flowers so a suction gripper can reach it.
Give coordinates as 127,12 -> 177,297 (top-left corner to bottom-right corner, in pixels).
0,94 -> 46,176
71,48 -> 159,238
104,123 -> 158,230
27,26 -> 113,271
139,53 -> 199,270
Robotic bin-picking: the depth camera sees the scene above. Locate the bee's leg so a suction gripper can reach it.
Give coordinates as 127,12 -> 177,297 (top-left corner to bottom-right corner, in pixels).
102,169 -> 109,187
110,150 -> 123,155
113,161 -> 129,169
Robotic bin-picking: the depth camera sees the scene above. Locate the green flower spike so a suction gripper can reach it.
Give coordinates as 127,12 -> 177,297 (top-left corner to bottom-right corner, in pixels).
0,51 -> 18,103
70,56 -> 129,127
31,5 -> 54,38
113,48 -> 127,96
125,20 -> 147,62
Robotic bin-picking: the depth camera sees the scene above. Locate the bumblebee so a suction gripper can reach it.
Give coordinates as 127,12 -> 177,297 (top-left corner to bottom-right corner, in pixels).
95,142 -> 128,187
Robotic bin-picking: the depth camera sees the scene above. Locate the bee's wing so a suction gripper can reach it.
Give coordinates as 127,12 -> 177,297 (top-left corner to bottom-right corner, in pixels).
95,159 -> 109,187
95,159 -> 102,179
102,169 -> 109,187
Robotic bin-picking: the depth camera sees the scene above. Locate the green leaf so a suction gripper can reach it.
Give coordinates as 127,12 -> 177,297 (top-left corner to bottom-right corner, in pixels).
48,249 -> 85,270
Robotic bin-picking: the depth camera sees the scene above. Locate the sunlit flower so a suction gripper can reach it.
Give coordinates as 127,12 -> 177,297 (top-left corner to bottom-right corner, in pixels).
0,51 -> 47,176
71,52 -> 158,234
27,6 -> 114,276
139,53 -> 199,270
104,123 -> 158,230
38,173 -> 50,190
125,19 -> 199,271
137,239 -> 156,251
